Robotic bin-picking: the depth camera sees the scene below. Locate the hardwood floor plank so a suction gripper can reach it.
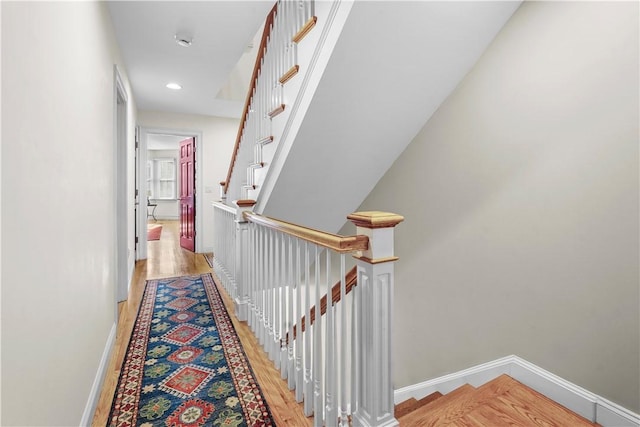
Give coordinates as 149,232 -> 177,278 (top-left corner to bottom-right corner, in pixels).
92,221 -> 310,426
491,381 -> 597,426
456,404 -> 522,427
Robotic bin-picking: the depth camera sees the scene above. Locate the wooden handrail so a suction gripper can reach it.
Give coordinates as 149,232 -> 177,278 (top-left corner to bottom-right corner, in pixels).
223,3 -> 278,195
244,211 -> 368,253
285,266 -> 358,344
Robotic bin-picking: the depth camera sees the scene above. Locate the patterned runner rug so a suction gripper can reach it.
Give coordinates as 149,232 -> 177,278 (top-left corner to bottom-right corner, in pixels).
109,273 -> 274,426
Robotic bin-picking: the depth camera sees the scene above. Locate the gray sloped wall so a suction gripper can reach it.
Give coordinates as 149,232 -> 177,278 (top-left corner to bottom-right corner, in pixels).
343,0 -> 639,412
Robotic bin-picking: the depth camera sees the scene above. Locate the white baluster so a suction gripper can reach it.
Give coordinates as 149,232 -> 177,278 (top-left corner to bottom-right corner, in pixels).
258,227 -> 265,346
267,229 -> 275,360
252,223 -> 258,329
223,210 -> 228,291
247,223 -> 254,329
233,211 -> 237,296
265,228 -> 271,352
313,245 -> 323,427
297,0 -> 303,33
351,268 -> 359,419
295,238 -> 304,402
280,232 -> 289,379
251,223 -> 257,334
287,235 -> 296,389
275,10 -> 282,103
249,222 -> 254,324
267,30 -> 273,113
273,231 -> 281,369
292,1 -> 298,71
260,226 -> 267,344
339,254 -> 348,427
325,250 -> 337,425
303,242 -> 313,416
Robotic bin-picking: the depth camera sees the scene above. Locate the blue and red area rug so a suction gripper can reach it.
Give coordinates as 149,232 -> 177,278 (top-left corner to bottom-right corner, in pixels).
109,273 -> 274,426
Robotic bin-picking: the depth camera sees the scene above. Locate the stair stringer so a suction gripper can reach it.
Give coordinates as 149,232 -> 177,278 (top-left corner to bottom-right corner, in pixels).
250,0 -> 354,209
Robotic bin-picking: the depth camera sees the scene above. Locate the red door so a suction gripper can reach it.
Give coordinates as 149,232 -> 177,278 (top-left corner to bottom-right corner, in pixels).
179,137 -> 196,252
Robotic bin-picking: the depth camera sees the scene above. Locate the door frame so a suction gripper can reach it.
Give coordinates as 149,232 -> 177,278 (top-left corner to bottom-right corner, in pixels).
114,66 -> 129,306
136,127 -> 204,260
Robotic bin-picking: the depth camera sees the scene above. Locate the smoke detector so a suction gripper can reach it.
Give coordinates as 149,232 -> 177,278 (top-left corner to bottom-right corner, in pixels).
174,33 -> 193,47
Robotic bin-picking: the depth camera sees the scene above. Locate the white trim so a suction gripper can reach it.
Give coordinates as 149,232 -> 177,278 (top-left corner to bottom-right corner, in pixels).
80,323 -> 117,426
137,127 -> 204,259
213,200 -> 236,214
509,356 -> 597,422
114,65 -> 129,306
114,65 -> 128,103
394,355 -> 640,427
394,355 -> 514,403
598,398 -> 640,427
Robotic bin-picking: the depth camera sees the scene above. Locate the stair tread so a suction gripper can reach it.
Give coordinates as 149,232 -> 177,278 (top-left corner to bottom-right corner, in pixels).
399,384 -> 476,426
417,391 -> 444,407
395,398 -> 419,419
399,374 -> 599,427
480,379 -> 597,426
395,392 -> 444,420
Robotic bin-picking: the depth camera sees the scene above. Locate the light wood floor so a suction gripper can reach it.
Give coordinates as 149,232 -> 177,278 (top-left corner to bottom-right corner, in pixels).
92,220 -> 311,426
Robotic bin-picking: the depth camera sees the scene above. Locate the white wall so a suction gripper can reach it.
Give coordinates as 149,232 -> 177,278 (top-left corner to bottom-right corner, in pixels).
1,2 -> 136,424
137,110 -> 238,252
347,1 -> 639,412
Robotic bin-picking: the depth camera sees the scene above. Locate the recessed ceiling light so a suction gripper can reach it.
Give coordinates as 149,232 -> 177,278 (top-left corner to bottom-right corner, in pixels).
175,33 -> 193,47
166,83 -> 182,90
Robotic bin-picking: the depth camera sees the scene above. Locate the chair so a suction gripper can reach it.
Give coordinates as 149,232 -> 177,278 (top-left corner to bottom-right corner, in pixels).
147,198 -> 158,221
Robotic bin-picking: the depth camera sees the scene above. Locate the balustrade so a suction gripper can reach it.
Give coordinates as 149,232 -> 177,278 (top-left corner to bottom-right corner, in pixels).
213,200 -> 402,427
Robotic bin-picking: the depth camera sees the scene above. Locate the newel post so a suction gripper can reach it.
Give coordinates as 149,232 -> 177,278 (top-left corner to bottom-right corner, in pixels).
233,199 -> 255,321
348,211 -> 404,427
219,181 -> 227,202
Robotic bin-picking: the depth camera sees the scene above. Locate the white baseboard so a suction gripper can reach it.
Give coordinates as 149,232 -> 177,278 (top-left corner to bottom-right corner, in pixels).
80,323 -> 117,426
394,355 -> 640,427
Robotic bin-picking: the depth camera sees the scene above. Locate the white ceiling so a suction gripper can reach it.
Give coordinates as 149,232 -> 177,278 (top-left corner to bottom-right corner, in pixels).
107,1 -> 273,118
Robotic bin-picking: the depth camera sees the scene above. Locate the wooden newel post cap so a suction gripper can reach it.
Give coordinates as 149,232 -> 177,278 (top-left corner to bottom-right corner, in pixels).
347,211 -> 404,229
235,199 -> 257,208
219,181 -> 226,186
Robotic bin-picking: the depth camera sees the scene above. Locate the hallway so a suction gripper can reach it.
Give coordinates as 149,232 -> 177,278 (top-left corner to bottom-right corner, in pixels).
92,221 -> 310,426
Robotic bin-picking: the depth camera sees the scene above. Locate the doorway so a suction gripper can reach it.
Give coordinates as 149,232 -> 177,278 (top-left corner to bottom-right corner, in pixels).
114,67 -> 129,304
136,127 -> 204,261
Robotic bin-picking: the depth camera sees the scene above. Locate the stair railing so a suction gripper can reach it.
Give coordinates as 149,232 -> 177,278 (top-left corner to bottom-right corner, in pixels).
212,200 -> 403,427
223,0 -> 317,203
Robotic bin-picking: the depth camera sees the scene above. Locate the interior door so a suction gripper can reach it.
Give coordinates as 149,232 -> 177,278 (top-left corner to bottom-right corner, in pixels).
179,137 -> 196,252
134,126 -> 140,256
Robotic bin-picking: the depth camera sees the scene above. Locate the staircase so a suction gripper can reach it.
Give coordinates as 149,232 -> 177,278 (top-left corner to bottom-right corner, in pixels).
224,0 -> 522,234
395,374 -> 599,426
215,3 -> 625,427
